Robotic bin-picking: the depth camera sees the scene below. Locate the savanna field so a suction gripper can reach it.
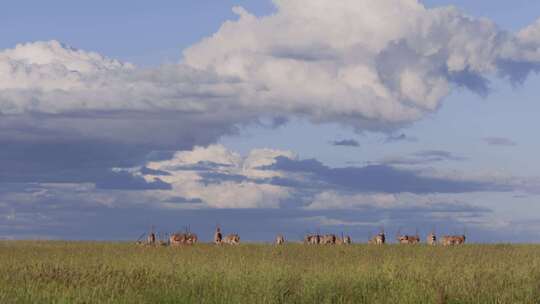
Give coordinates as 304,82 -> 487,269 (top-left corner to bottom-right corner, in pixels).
1,242 -> 540,304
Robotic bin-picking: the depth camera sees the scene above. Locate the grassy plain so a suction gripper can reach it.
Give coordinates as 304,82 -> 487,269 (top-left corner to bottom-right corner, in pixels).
0,241 -> 539,303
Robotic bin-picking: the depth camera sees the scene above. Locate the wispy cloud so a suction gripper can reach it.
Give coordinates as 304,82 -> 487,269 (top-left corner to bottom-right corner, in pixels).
384,133 -> 418,143
483,137 -> 517,146
375,150 -> 467,166
331,139 -> 360,147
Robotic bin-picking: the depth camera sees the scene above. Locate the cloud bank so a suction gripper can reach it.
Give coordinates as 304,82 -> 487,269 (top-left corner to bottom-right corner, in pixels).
2,144 -> 539,241
2,1 -> 540,241
1,1 -> 540,134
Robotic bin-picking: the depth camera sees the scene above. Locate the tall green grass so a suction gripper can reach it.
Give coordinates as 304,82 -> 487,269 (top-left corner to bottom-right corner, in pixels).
0,241 -> 539,303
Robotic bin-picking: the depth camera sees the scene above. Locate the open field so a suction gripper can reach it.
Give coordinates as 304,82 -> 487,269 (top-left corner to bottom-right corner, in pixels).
1,241 -> 539,303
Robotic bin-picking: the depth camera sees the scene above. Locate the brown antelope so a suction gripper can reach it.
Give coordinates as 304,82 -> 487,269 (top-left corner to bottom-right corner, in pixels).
441,235 -> 466,246
223,234 -> 240,245
396,228 -> 420,244
369,232 -> 385,245
275,234 -> 285,245
147,232 -> 156,245
186,233 -> 198,245
341,235 -> 352,245
397,235 -> 420,244
214,227 -> 223,245
169,233 -> 187,246
427,232 -> 437,245
321,234 -> 337,245
304,234 -> 320,245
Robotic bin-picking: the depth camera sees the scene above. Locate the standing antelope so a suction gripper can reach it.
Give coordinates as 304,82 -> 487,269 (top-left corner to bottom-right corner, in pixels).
321,234 -> 337,245
223,234 -> 240,245
186,233 -> 198,245
214,227 -> 223,245
427,232 -> 437,245
304,234 -> 320,245
169,233 -> 187,246
369,232 -> 385,245
397,235 -> 420,244
147,232 -> 156,245
275,234 -> 285,245
441,235 -> 466,246
341,235 -> 352,245
396,228 -> 420,244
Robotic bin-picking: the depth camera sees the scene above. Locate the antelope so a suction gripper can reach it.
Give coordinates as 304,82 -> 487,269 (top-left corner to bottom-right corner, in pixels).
339,235 -> 351,245
223,234 -> 240,245
396,228 -> 420,244
397,235 -> 420,244
441,235 -> 466,246
304,234 -> 320,245
321,234 -> 337,245
214,227 -> 223,245
275,234 -> 285,245
369,232 -> 385,245
169,233 -> 187,246
186,233 -> 198,245
147,232 -> 156,245
427,232 -> 437,246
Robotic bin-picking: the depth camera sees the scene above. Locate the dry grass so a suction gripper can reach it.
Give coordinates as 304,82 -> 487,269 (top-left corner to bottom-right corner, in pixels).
0,241 -> 539,303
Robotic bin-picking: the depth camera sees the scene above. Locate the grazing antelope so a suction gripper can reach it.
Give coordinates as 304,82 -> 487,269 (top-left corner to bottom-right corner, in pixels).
223,234 -> 240,245
214,227 -> 223,245
369,232 -> 386,245
275,234 -> 285,245
427,232 -> 437,246
441,235 -> 466,246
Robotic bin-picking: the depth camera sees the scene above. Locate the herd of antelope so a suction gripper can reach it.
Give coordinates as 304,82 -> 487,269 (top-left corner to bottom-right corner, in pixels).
137,226 -> 466,247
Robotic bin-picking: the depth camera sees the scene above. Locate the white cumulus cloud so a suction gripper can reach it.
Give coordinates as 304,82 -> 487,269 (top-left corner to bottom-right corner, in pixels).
0,1 -> 540,133
139,145 -> 296,208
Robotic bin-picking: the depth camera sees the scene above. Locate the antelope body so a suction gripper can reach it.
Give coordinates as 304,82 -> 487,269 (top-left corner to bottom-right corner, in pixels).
170,232 -> 198,246
397,235 -> 420,244
147,232 -> 156,245
341,235 -> 352,245
321,234 -> 337,245
304,234 -> 320,245
427,233 -> 437,245
441,235 -> 466,246
223,234 -> 240,245
275,234 -> 285,245
369,233 -> 385,245
214,227 -> 223,245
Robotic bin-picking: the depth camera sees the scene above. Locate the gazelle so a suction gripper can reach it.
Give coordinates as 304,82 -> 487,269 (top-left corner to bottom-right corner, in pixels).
341,235 -> 352,245
275,234 -> 285,245
369,232 -> 385,245
441,235 -> 466,246
169,233 -> 187,246
304,234 -> 320,245
223,234 -> 240,245
396,228 -> 420,244
427,232 -> 437,245
214,227 -> 223,245
321,234 -> 337,245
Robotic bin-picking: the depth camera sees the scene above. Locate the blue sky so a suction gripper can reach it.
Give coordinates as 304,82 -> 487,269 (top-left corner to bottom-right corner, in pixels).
1,0 -> 540,242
